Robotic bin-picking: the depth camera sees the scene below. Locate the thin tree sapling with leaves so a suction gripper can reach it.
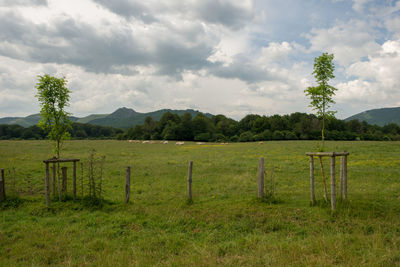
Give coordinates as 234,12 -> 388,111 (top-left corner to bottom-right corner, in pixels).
304,53 -> 337,202
36,74 -> 71,158
304,52 -> 337,149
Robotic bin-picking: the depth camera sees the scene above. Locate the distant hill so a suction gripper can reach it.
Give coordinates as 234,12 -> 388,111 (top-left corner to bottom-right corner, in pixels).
345,107 -> 400,126
89,108 -> 212,128
0,107 -> 213,128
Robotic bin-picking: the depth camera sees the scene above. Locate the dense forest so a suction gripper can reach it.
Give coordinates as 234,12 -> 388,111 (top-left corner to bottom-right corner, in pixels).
0,122 -> 123,140
1,112 -> 400,141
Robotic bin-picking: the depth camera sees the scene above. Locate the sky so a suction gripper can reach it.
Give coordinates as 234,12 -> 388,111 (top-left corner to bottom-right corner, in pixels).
0,0 -> 399,120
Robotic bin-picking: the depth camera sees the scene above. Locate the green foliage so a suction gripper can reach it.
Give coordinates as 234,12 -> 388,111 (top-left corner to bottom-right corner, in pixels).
305,53 -> 337,148
35,74 -> 71,157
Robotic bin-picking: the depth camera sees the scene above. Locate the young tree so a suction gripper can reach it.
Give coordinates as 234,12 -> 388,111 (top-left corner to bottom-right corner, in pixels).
36,74 -> 71,158
304,52 -> 337,148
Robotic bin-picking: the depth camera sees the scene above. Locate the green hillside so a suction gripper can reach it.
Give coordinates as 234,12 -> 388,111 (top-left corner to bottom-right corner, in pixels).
345,107 -> 400,126
0,114 -> 42,127
76,114 -> 108,124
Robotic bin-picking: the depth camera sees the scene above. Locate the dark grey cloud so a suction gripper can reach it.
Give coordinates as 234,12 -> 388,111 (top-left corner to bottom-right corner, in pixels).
0,11 -> 216,77
92,0 -> 157,23
0,10 -> 269,84
0,0 -> 47,6
92,0 -> 253,30
193,0 -> 253,30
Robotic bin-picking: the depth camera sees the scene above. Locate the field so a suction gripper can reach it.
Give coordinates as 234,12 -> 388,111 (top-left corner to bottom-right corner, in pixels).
0,140 -> 399,266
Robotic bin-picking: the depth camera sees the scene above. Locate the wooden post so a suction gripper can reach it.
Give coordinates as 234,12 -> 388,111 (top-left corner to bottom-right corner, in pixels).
187,161 -> 193,201
73,162 -> 77,201
62,167 -> 67,193
57,163 -> 61,201
257,157 -> 264,198
45,163 -> 50,207
309,156 -> 315,205
330,156 -> 336,211
340,156 -> 344,198
343,154 -> 348,201
52,163 -> 56,197
318,156 -> 328,202
125,166 -> 130,203
0,168 -> 5,201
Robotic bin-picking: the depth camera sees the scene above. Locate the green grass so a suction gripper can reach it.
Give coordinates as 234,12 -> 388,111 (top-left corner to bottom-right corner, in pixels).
1,140 -> 399,266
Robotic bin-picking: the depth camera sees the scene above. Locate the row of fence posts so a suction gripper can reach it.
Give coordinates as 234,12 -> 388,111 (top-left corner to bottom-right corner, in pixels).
124,155 -> 347,211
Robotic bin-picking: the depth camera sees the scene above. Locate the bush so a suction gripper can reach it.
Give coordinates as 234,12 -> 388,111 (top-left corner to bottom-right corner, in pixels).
239,131 -> 254,142
283,130 -> 297,140
194,132 -> 211,142
230,135 -> 239,142
272,130 -> 285,140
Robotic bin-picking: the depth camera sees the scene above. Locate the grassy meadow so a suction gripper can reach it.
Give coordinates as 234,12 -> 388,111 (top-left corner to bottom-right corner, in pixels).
0,140 -> 399,266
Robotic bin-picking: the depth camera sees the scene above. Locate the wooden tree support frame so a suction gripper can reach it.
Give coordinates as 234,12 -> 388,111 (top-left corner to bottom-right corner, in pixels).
43,158 -> 80,207
306,151 -> 349,211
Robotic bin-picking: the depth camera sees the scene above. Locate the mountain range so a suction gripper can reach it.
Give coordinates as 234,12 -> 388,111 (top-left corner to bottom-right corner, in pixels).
344,107 -> 400,126
0,107 -> 213,129
1,106 -> 399,128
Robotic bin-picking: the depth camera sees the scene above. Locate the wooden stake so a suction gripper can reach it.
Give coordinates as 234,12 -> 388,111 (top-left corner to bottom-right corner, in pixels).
343,154 -> 348,201
73,162 -> 76,201
45,163 -> 50,207
309,156 -> 315,205
0,168 -> 5,202
187,161 -> 193,201
52,163 -> 56,197
318,156 -> 328,202
61,167 -> 67,193
57,163 -> 61,201
257,157 -> 264,198
330,156 -> 336,211
125,166 -> 130,203
340,156 -> 344,198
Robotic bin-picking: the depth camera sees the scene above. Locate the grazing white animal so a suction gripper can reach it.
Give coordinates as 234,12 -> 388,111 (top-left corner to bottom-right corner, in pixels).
163,141 -> 169,144
142,140 -> 150,144
175,141 -> 184,145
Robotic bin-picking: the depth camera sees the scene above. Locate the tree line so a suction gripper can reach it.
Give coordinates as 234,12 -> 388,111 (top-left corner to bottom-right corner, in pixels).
1,112 -> 400,141
122,112 -> 400,142
0,123 -> 123,140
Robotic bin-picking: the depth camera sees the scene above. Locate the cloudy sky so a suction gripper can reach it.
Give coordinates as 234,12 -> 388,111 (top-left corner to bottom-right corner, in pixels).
0,0 -> 399,120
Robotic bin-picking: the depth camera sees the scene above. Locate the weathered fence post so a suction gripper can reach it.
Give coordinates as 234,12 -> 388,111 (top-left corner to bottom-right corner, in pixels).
52,163 -> 56,197
0,168 -> 5,202
340,156 -> 344,198
187,161 -> 193,201
257,157 -> 264,198
125,166 -> 130,203
45,163 -> 50,207
309,156 -> 315,205
73,161 -> 77,201
330,156 -> 336,211
61,167 -> 67,193
343,153 -> 348,200
57,163 -> 61,201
